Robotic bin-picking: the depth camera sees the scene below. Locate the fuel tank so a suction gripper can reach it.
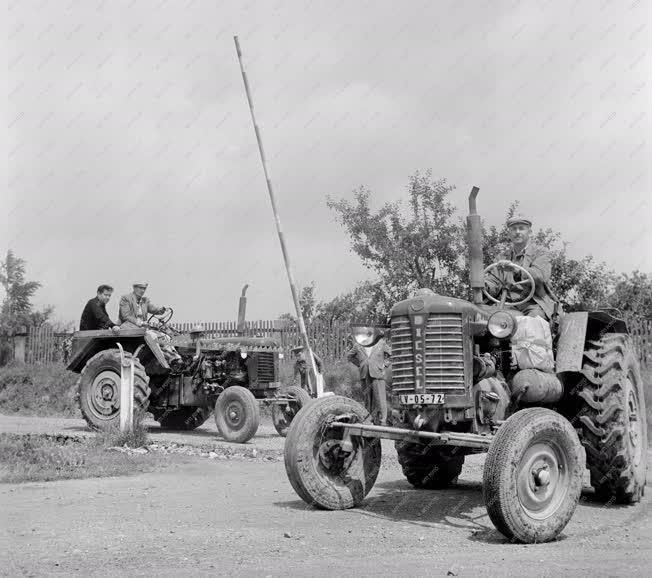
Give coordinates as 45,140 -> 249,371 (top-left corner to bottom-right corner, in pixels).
510,369 -> 563,404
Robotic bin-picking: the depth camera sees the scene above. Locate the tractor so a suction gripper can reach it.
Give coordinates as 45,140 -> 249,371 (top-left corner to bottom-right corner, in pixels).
67,286 -> 310,442
283,187 -> 647,543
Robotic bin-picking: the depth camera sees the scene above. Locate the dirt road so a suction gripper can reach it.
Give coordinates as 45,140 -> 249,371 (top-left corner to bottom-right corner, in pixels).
1,414 -> 651,577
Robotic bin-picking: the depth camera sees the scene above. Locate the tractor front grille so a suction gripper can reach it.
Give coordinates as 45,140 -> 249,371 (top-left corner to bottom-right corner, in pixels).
391,313 -> 466,393
256,352 -> 277,383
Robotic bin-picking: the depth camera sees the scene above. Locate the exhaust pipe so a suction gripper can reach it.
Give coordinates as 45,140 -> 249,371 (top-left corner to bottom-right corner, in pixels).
237,284 -> 249,335
467,186 -> 484,304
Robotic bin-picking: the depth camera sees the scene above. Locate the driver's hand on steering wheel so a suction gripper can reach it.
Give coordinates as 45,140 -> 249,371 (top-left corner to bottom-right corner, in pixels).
496,259 -> 516,269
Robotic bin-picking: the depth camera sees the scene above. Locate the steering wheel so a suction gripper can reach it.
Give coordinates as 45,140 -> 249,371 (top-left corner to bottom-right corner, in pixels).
483,262 -> 535,307
148,307 -> 174,326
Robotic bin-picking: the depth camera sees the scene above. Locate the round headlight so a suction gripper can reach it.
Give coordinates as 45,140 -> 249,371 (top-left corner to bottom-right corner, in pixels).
240,351 -> 248,359
353,326 -> 375,346
487,311 -> 516,339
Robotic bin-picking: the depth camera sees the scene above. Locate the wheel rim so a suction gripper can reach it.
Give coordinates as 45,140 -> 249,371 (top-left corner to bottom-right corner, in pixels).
516,440 -> 570,520
224,400 -> 245,431
87,370 -> 120,421
315,424 -> 357,479
625,374 -> 643,468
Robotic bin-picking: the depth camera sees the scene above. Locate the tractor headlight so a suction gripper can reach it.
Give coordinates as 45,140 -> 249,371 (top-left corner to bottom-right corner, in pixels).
487,311 -> 517,339
353,326 -> 376,347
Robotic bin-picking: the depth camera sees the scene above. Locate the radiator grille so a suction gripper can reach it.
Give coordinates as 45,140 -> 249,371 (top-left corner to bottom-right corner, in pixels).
391,314 -> 466,393
256,352 -> 277,383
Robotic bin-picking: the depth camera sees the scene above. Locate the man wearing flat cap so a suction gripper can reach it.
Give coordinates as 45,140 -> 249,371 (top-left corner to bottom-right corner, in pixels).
488,215 -> 556,319
119,283 -> 167,328
291,345 -> 323,394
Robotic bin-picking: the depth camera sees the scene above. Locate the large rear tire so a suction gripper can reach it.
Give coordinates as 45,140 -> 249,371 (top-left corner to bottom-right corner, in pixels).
272,385 -> 312,437
483,408 -> 584,543
153,406 -> 212,431
78,349 -> 150,430
284,395 -> 381,510
214,386 -> 260,443
575,333 -> 648,502
395,441 -> 464,489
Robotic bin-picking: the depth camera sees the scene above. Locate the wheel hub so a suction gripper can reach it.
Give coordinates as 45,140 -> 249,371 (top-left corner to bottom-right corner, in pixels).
88,371 -> 121,419
318,439 -> 355,474
225,401 -> 243,429
517,441 -> 569,520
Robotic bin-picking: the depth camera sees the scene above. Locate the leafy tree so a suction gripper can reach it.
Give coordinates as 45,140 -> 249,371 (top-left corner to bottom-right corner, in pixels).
316,281 -> 387,325
0,250 -> 53,333
329,173 -> 622,316
277,283 -> 318,324
327,171 -> 466,314
609,271 -> 652,319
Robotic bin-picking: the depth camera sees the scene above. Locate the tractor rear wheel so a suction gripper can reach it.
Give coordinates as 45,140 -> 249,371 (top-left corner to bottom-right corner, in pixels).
78,349 -> 150,430
284,396 -> 381,510
574,333 -> 648,503
395,441 -> 465,489
214,386 -> 260,443
153,407 -> 212,431
271,385 -> 312,437
483,408 -> 584,543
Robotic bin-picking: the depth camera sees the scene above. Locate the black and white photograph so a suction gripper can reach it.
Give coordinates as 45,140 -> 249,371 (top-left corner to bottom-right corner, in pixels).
1,0 -> 650,576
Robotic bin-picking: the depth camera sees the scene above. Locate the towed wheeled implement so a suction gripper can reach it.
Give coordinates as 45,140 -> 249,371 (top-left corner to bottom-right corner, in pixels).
284,187 -> 647,543
68,286 -> 310,442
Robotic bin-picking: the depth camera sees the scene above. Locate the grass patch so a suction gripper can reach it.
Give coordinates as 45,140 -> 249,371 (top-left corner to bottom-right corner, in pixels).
0,430 -> 185,484
0,363 -> 79,417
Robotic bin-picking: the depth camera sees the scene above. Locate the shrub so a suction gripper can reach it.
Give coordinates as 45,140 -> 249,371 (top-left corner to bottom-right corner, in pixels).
0,363 -> 79,417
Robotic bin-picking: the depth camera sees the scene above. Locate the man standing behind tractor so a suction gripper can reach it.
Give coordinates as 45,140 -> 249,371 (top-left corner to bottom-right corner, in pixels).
489,215 -> 556,320
119,282 -> 167,328
291,345 -> 323,394
80,285 -> 120,332
347,333 -> 391,426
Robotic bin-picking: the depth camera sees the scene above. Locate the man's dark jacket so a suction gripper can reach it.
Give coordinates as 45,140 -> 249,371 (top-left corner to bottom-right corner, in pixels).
80,298 -> 117,330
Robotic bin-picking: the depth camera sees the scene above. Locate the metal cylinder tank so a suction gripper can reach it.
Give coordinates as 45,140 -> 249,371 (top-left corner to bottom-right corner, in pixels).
510,369 -> 563,404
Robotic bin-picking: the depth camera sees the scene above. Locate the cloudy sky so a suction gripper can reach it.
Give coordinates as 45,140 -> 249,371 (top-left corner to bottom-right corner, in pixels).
3,0 -> 650,325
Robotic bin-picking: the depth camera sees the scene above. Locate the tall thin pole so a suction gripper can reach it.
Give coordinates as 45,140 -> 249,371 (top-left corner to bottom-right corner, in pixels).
234,36 -> 323,396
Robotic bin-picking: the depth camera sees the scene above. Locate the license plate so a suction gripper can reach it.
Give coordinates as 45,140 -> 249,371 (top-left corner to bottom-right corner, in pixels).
399,393 -> 445,405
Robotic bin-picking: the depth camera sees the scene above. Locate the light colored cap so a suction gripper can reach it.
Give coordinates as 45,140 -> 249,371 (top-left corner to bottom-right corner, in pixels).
506,215 -> 532,228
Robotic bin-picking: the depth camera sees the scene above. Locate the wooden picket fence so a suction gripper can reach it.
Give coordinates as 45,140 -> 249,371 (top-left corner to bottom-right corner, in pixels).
23,325 -> 72,364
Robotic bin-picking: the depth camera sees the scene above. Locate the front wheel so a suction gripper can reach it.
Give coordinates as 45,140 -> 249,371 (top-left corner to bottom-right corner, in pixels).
214,386 -> 260,443
272,385 -> 312,437
483,408 -> 584,543
284,395 -> 381,510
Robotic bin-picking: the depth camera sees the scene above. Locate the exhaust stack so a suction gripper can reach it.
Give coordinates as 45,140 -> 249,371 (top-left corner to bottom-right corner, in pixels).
237,284 -> 249,335
467,186 -> 484,304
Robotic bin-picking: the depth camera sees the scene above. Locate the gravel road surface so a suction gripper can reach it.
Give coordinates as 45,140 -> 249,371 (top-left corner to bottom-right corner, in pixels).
1,413 -> 650,577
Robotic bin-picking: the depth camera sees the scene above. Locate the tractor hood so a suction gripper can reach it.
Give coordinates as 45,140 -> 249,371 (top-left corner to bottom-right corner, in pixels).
391,290 -> 490,320
171,334 -> 281,353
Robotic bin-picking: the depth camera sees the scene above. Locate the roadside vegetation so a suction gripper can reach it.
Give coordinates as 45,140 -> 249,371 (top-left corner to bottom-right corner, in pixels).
0,363 -> 79,417
0,419 -> 166,484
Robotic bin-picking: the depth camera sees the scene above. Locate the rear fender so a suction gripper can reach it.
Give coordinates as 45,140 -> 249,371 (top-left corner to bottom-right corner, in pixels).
555,311 -> 628,373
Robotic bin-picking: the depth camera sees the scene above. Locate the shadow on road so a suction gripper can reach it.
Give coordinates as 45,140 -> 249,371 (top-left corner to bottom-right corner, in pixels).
274,478 -> 508,542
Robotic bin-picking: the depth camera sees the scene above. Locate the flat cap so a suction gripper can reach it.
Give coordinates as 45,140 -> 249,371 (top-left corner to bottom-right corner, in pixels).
133,282 -> 148,288
291,345 -> 305,353
506,215 -> 532,228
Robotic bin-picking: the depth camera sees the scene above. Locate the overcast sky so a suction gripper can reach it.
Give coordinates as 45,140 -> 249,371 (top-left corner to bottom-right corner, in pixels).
3,0 -> 650,326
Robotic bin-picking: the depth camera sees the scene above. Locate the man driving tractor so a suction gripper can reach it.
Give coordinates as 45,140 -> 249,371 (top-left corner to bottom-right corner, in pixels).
119,282 -> 181,366
486,215 -> 556,320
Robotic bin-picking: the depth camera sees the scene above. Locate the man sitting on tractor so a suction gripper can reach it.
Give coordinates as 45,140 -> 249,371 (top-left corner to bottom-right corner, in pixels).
79,284 -> 121,333
119,282 -> 182,367
486,215 -> 556,320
